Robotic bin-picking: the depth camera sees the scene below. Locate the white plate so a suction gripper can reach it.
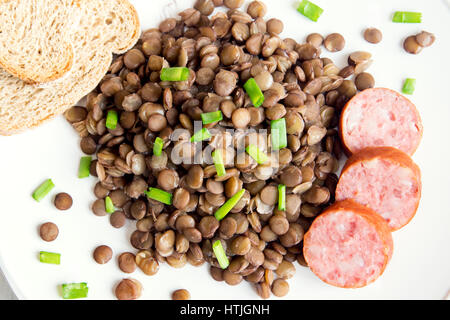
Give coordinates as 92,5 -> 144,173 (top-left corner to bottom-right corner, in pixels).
0,0 -> 449,300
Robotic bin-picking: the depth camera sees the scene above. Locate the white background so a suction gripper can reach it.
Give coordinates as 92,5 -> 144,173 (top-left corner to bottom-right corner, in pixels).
0,0 -> 449,300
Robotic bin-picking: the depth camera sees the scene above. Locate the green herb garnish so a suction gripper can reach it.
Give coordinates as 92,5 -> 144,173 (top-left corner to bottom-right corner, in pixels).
243,78 -> 264,107
212,240 -> 230,269
153,137 -> 164,156
160,67 -> 190,81
297,0 -> 324,22
271,118 -> 287,150
246,144 -> 268,164
61,283 -> 89,299
145,187 -> 173,205
32,179 -> 55,202
190,128 -> 211,142
402,78 -> 416,95
212,149 -> 226,177
78,156 -> 92,178
39,251 -> 60,265
278,184 -> 286,211
214,189 -> 246,221
392,11 -> 421,23
105,110 -> 118,130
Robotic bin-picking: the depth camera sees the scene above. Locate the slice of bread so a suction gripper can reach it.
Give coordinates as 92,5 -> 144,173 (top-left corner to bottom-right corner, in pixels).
0,0 -> 78,83
0,0 -> 140,135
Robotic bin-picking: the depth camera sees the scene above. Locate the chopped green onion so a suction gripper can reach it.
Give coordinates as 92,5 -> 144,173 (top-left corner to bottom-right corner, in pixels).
153,137 -> 164,156
297,0 -> 324,22
62,283 -> 89,299
39,251 -> 61,265
160,67 -> 190,81
402,78 -> 416,95
392,11 -> 421,23
145,187 -> 173,205
32,179 -> 55,202
78,156 -> 92,178
271,118 -> 287,150
105,196 -> 115,213
190,128 -> 211,142
214,189 -> 246,221
105,110 -> 118,130
212,149 -> 226,177
278,184 -> 286,211
246,144 -> 268,165
212,240 -> 230,269
243,78 -> 264,107
201,111 -> 223,125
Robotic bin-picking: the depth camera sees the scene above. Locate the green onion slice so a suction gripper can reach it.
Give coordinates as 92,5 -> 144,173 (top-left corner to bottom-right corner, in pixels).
190,128 -> 211,142
105,110 -> 118,130
214,189 -> 246,221
297,0 -> 324,22
78,156 -> 92,178
402,78 -> 416,95
62,283 -> 89,299
212,149 -> 226,177
278,184 -> 286,211
32,179 -> 55,202
160,67 -> 190,82
243,78 -> 264,107
145,187 -> 173,205
201,110 -> 223,125
105,196 -> 115,214
39,251 -> 61,265
153,137 -> 164,156
212,240 -> 230,269
271,118 -> 287,150
246,144 -> 268,164
392,11 -> 421,23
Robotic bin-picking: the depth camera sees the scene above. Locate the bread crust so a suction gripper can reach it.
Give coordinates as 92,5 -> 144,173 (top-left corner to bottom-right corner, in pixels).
0,0 -> 78,83
0,45 -> 74,84
0,0 -> 140,135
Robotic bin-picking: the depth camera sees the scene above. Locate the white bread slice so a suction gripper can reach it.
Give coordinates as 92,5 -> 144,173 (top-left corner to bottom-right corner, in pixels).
0,0 -> 140,135
0,0 -> 77,83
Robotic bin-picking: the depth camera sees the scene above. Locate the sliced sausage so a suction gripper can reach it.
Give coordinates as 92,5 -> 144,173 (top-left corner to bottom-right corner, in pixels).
339,88 -> 423,155
335,147 -> 421,231
303,199 -> 393,288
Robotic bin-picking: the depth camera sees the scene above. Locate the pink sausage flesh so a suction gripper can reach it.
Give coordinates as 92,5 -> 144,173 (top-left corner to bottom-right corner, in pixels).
340,88 -> 423,155
336,147 -> 421,231
303,200 -> 393,288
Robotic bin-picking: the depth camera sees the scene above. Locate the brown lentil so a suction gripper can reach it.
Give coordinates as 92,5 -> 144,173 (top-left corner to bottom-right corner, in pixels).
136,250 -> 160,276
172,289 -> 191,300
415,31 -> 435,47
324,33 -> 345,52
110,211 -> 126,228
271,278 -> 289,297
363,28 -> 382,44
355,72 -> 375,91
39,222 -> 59,242
115,278 -> 142,300
54,193 -> 73,210
403,36 -> 422,54
306,33 -> 323,48
93,245 -> 113,264
118,252 -> 137,273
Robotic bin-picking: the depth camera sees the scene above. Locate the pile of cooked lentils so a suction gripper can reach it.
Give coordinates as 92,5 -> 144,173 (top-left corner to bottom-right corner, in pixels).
64,0 -> 377,300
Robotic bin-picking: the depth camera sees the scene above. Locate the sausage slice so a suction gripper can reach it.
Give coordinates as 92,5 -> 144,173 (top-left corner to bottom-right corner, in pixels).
336,147 -> 421,231
303,199 -> 393,288
339,88 -> 423,155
